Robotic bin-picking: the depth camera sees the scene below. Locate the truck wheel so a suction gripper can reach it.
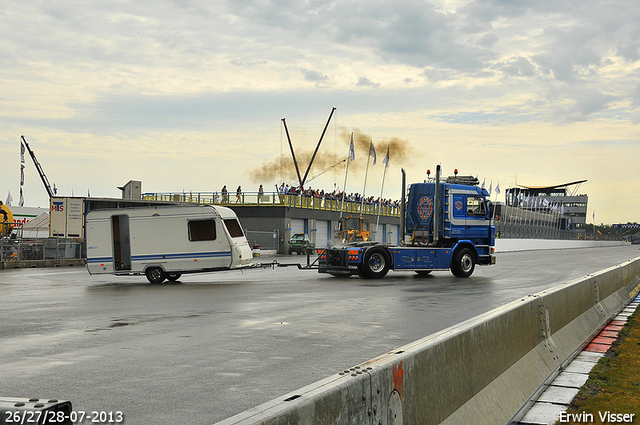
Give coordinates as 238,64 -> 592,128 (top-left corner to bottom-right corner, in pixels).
451,248 -> 475,278
167,273 -> 182,282
146,267 -> 166,284
362,247 -> 390,279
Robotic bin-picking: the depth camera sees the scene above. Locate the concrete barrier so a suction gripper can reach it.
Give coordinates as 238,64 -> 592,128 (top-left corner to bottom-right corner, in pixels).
495,238 -> 628,252
215,256 -> 640,425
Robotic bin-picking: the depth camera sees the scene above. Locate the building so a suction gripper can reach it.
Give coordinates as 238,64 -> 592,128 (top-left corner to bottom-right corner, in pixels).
504,180 -> 588,231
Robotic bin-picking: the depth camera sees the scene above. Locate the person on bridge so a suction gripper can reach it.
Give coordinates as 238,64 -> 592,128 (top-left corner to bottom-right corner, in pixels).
221,185 -> 228,203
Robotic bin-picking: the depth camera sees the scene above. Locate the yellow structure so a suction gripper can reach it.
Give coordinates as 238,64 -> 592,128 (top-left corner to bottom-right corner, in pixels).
0,203 -> 14,237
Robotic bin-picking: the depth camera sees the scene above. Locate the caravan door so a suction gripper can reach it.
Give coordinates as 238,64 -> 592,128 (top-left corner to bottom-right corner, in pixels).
111,215 -> 132,271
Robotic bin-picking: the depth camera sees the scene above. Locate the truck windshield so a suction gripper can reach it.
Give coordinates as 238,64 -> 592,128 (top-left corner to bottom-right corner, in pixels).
224,219 -> 245,238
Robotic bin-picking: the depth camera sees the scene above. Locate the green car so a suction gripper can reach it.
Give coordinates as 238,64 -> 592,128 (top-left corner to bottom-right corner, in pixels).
288,233 -> 315,255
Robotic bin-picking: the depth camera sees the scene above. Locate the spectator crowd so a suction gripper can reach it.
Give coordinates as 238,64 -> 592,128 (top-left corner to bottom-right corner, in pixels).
276,182 -> 400,208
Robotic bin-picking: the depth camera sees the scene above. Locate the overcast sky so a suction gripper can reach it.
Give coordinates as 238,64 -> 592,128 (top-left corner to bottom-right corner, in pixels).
2,0 -> 640,225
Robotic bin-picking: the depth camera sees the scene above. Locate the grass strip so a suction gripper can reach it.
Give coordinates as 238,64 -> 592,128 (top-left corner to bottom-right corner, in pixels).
557,306 -> 640,424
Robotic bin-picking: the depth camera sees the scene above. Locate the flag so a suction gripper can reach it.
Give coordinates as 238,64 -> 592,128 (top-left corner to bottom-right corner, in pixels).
53,183 -> 57,195
20,164 -> 24,186
495,183 -> 500,195
19,188 -> 23,207
382,146 -> 390,169
21,142 -> 25,163
349,133 -> 355,161
369,141 -> 376,165
481,178 -> 485,189
6,191 -> 12,206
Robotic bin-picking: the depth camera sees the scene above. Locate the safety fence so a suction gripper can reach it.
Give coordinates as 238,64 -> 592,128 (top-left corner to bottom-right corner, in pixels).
215,256 -> 640,425
142,191 -> 401,218
493,203 -> 622,241
1,236 -> 83,267
245,230 -> 279,251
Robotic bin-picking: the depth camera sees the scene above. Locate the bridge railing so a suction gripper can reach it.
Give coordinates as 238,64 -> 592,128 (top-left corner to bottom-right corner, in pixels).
142,191 -> 401,217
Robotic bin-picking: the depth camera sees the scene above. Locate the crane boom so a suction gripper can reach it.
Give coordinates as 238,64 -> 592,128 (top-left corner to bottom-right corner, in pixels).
21,135 -> 54,198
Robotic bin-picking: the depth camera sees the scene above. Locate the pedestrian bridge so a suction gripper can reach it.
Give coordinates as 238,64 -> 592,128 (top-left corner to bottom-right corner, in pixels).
142,191 -> 401,218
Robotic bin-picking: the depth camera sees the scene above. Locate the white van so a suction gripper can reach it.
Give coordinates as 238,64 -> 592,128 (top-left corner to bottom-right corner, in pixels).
86,205 -> 253,283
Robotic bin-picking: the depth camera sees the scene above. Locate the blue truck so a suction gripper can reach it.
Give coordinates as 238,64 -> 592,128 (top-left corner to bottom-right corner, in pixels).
318,165 -> 496,278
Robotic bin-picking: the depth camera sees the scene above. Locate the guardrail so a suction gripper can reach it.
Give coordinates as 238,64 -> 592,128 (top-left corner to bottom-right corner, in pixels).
142,191 -> 401,217
215,256 -> 640,425
1,235 -> 84,269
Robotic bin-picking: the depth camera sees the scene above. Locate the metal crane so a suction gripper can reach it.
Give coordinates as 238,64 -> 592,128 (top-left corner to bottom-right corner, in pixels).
21,135 -> 54,198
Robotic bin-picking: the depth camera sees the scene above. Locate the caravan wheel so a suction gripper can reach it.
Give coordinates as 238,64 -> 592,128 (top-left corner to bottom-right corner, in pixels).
146,267 -> 166,284
167,273 -> 182,282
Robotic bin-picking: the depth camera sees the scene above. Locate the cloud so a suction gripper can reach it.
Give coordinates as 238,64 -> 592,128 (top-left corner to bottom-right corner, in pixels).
497,56 -> 538,77
616,41 -> 640,63
301,69 -> 330,84
548,89 -> 620,123
3,0 -> 640,224
355,77 -> 380,87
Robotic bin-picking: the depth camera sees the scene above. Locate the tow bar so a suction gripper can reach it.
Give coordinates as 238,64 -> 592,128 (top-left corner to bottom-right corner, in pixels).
252,249 -> 325,270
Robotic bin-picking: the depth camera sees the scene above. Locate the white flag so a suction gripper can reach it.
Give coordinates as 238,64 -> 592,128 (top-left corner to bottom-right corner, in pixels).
382,146 -> 390,169
495,183 -> 500,195
19,188 -> 23,207
369,141 -> 376,165
21,142 -> 25,163
481,178 -> 486,189
6,191 -> 12,206
349,133 -> 355,161
20,164 -> 24,186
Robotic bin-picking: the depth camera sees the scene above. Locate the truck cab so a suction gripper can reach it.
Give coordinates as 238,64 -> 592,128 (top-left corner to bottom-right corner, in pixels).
407,179 -> 493,249
318,166 -> 496,279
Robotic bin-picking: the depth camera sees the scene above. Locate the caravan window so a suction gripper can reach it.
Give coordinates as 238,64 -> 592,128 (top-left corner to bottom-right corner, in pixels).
224,219 -> 245,238
189,219 -> 217,241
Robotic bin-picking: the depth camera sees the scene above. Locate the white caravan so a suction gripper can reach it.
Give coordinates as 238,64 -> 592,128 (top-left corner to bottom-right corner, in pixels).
86,205 -> 253,283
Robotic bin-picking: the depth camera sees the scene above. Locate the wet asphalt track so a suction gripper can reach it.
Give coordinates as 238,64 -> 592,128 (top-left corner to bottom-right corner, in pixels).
1,245 -> 639,424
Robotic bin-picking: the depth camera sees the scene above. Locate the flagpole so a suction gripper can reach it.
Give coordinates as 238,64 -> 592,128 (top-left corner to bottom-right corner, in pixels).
376,146 -> 390,233
340,132 -> 354,218
360,143 -> 372,214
